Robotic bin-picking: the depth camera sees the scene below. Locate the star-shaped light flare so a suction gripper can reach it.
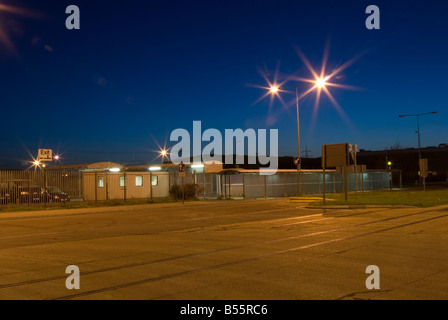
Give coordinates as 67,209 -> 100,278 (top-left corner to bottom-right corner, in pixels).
253,42 -> 362,126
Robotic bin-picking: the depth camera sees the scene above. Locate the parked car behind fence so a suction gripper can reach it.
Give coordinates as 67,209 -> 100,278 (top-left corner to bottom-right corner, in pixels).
0,185 -> 69,204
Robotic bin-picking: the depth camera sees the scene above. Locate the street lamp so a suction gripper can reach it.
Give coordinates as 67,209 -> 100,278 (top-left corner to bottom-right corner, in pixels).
159,148 -> 170,163
269,78 -> 327,171
269,78 -> 328,195
399,111 -> 437,184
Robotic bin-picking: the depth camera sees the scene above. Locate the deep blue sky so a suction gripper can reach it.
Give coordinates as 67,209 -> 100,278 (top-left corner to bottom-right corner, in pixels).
0,0 -> 447,168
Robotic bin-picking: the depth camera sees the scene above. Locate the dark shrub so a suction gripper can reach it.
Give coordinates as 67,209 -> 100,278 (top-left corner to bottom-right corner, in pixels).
170,183 -> 203,200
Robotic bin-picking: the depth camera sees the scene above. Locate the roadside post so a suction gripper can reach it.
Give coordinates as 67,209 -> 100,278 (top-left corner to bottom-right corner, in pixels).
322,143 -> 351,204
293,157 -> 302,196
349,144 -> 358,200
321,147 -> 326,205
419,158 -> 428,191
387,160 -> 393,190
179,162 -> 186,204
37,149 -> 53,207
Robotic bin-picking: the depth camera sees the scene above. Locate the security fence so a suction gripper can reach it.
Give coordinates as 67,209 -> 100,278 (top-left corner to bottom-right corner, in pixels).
169,170 -> 395,199
0,169 -> 396,207
0,170 -> 82,207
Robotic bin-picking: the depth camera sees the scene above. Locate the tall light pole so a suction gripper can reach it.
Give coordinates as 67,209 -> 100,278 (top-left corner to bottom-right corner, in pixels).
270,79 -> 327,194
399,111 -> 437,184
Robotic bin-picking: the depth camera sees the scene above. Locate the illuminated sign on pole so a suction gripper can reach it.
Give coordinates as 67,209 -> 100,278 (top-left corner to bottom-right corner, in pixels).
37,149 -> 53,162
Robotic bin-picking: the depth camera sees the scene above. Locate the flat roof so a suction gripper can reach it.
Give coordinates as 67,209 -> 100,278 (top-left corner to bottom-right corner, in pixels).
46,162 -> 124,171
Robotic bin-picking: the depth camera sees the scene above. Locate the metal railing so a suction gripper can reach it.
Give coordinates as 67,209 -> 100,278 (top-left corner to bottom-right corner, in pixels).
0,169 -> 82,207
0,169 -> 396,207
169,170 -> 394,200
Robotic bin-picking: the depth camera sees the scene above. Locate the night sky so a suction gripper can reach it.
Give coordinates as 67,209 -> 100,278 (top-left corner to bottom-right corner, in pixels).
0,0 -> 447,168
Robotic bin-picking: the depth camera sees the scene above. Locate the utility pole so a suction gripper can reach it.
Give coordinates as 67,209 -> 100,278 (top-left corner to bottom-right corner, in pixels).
303,146 -> 311,159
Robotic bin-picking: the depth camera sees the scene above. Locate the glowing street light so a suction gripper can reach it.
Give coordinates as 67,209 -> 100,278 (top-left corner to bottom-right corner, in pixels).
254,44 -> 359,195
267,77 -> 329,195
269,86 -> 279,93
157,148 -> 171,164
316,77 -> 328,88
30,159 -> 43,171
268,76 -> 329,170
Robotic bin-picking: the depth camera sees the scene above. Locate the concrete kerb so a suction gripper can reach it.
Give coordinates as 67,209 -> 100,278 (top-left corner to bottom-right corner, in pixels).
306,204 -> 418,209
288,197 -> 418,209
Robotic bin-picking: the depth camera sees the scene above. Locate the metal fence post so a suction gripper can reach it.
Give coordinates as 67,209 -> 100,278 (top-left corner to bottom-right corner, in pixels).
202,173 -> 206,198
264,175 -> 267,199
318,173 -> 321,194
78,170 -> 82,201
242,173 -> 246,199
95,172 -> 98,204
227,174 -> 230,199
400,171 -> 403,189
106,172 -> 109,201
43,167 -> 47,209
323,169 -> 326,205
123,171 -> 127,202
27,176 -> 30,207
362,172 -> 365,192
150,171 -> 153,201
333,173 -> 336,193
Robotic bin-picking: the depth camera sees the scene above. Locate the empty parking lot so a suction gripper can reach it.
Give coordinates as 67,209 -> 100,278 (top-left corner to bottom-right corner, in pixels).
1,199 -> 448,300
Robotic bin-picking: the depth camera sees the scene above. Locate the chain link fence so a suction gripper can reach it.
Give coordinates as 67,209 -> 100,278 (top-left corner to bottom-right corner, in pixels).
170,170 -> 394,200
214,171 -> 392,199
0,169 -> 396,207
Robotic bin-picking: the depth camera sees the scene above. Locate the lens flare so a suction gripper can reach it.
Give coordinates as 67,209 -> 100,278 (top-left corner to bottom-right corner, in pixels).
0,3 -> 46,54
249,63 -> 290,109
270,86 -> 279,93
253,41 -> 363,130
149,135 -> 172,164
152,146 -> 171,163
27,157 -> 42,171
316,78 -> 326,88
292,42 -> 365,129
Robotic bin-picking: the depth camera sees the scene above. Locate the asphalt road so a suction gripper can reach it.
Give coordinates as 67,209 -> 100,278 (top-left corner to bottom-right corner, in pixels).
0,199 -> 448,300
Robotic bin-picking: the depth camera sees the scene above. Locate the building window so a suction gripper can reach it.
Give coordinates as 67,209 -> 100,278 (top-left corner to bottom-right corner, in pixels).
98,176 -> 104,188
151,175 -> 158,186
120,176 -> 127,187
135,176 -> 143,187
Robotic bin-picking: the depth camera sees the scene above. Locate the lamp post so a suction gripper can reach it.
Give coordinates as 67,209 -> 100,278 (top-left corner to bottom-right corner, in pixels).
399,111 -> 437,185
270,79 -> 327,195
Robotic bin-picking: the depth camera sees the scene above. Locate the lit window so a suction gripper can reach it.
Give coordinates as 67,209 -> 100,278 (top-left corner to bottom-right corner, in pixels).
120,176 -> 127,187
98,176 -> 104,188
151,175 -> 158,186
135,176 -> 143,187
